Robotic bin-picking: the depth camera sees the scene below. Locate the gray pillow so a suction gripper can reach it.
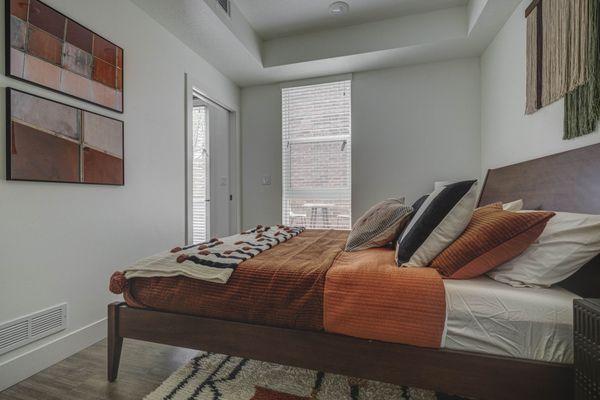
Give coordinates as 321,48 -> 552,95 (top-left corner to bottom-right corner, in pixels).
345,198 -> 413,252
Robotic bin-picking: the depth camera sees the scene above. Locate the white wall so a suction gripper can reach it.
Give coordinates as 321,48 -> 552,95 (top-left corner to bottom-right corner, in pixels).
241,58 -> 481,228
240,84 -> 283,228
0,0 -> 239,390
481,0 -> 600,171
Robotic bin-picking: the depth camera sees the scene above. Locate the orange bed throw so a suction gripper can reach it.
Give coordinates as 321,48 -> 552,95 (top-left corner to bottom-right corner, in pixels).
324,248 -> 446,348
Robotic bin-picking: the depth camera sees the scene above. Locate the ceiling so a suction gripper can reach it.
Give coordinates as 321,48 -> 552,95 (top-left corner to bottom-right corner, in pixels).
130,0 -> 521,87
236,0 -> 468,39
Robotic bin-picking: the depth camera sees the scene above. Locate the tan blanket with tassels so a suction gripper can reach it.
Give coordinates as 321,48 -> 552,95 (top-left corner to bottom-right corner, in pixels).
120,225 -> 304,284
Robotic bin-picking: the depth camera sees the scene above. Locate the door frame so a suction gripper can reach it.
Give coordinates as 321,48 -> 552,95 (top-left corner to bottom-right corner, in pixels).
185,73 -> 241,245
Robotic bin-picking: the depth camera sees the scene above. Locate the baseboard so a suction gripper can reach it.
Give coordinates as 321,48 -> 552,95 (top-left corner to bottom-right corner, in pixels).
0,318 -> 107,392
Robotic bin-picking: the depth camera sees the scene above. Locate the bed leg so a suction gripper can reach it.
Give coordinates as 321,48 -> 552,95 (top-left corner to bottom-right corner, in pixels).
108,302 -> 124,382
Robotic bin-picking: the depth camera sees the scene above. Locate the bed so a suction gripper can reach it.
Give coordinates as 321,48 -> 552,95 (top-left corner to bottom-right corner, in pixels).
107,143 -> 600,400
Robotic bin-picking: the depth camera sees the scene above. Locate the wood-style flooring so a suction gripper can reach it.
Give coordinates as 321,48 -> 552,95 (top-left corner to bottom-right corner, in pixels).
0,339 -> 197,400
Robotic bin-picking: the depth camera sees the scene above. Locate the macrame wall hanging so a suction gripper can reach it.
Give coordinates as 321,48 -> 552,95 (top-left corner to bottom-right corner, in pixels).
526,0 -> 599,139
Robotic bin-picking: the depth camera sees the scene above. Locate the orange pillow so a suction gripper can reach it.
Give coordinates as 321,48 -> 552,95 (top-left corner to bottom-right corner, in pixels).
430,203 -> 555,279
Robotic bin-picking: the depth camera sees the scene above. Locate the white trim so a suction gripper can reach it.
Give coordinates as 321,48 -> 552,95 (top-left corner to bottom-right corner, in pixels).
185,74 -> 195,244
280,73 -> 353,90
0,318 -> 106,391
186,74 -> 239,113
228,110 -> 241,234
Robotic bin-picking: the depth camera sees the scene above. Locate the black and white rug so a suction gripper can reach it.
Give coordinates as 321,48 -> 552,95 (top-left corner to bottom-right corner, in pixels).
145,352 -> 468,400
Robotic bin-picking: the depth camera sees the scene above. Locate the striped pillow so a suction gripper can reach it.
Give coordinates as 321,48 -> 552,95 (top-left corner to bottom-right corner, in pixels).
396,180 -> 478,267
345,199 -> 412,252
430,204 -> 555,279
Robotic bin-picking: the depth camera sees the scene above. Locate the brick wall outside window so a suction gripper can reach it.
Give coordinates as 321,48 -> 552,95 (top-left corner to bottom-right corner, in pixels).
282,80 -> 352,230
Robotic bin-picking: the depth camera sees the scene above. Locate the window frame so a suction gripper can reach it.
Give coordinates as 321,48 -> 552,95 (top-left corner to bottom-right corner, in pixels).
281,77 -> 352,229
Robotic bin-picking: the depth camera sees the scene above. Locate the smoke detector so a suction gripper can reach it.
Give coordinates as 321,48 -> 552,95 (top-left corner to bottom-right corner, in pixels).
329,1 -> 349,16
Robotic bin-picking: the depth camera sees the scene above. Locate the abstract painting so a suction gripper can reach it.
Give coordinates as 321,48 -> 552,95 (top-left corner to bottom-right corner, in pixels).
6,88 -> 124,185
6,0 -> 124,112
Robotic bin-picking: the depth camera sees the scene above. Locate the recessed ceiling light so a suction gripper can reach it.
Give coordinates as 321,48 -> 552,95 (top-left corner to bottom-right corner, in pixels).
329,1 -> 349,16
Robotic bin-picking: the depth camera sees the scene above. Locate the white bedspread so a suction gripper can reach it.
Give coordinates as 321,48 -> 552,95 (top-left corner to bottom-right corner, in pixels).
443,276 -> 579,363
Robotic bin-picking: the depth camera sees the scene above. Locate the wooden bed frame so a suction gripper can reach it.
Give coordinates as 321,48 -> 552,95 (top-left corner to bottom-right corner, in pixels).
108,143 -> 600,400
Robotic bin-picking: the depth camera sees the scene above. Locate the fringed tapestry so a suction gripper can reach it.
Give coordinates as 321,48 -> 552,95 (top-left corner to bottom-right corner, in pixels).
564,0 -> 600,139
526,0 -> 588,112
526,0 -> 600,139
526,6 -> 540,114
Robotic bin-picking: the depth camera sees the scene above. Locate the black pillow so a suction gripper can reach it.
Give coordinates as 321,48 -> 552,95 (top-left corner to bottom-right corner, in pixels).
396,180 -> 477,266
411,195 -> 429,213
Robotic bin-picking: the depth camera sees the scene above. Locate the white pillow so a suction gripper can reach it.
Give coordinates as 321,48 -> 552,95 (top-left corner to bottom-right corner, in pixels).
503,199 -> 523,211
487,211 -> 600,287
434,180 -> 456,190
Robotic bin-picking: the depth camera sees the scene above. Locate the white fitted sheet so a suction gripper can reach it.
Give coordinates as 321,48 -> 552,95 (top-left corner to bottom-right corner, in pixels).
443,276 -> 579,363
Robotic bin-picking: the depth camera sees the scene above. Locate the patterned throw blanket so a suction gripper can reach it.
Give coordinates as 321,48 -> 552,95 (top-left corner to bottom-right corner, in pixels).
122,225 -> 304,284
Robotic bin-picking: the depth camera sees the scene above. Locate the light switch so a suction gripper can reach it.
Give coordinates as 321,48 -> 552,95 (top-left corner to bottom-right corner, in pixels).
262,175 -> 272,186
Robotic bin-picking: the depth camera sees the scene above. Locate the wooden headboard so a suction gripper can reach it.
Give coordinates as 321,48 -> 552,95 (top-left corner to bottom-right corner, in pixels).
478,143 -> 600,297
479,144 -> 600,213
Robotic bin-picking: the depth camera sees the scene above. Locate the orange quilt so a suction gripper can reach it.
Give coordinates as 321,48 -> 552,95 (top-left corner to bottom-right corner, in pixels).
110,231 -> 446,348
324,248 -> 446,348
111,230 -> 348,330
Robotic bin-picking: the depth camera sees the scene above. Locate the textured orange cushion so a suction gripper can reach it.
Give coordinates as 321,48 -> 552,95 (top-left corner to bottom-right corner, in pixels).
430,204 -> 555,279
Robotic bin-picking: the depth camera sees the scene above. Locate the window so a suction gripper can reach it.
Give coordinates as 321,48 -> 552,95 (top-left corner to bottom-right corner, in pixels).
282,80 -> 352,230
192,104 -> 208,243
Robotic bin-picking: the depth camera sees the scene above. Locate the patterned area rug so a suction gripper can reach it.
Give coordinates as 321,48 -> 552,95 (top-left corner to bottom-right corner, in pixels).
145,352 -> 468,400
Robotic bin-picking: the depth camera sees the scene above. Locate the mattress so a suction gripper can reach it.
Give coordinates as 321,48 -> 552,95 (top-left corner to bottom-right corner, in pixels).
443,276 -> 579,363
115,236 -> 578,364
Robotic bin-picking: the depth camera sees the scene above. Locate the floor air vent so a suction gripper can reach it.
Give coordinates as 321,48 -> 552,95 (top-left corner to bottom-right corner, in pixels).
0,304 -> 66,356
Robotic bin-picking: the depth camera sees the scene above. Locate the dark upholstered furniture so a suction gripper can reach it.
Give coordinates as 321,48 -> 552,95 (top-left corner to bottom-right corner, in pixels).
574,299 -> 600,400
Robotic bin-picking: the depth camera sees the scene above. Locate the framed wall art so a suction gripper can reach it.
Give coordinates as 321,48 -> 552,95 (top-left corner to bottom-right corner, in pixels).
6,0 -> 124,113
6,88 -> 124,185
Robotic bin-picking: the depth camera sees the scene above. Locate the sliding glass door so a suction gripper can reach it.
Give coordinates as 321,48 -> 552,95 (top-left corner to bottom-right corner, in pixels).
186,73 -> 239,245
191,101 -> 209,243
187,88 -> 233,244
